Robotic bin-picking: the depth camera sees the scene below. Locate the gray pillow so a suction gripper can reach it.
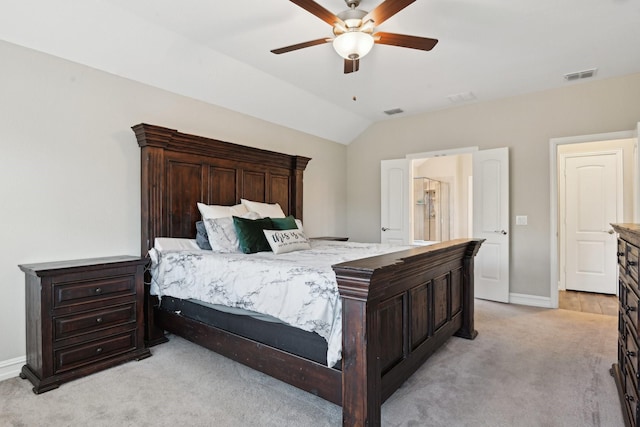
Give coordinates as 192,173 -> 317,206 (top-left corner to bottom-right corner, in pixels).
195,221 -> 212,250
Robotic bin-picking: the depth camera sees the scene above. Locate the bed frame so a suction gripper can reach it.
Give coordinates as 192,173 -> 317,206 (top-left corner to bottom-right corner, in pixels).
134,123 -> 483,426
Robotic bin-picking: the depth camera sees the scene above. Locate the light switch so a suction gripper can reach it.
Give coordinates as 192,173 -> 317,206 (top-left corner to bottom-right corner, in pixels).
516,215 -> 528,226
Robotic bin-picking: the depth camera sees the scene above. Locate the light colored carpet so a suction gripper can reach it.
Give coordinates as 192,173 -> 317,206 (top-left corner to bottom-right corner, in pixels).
0,300 -> 623,427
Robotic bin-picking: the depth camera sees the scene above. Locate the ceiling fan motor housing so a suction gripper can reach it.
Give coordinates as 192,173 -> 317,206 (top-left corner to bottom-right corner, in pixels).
334,8 -> 369,35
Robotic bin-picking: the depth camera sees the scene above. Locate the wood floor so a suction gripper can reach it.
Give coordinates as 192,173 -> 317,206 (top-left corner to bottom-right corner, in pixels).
559,290 -> 618,316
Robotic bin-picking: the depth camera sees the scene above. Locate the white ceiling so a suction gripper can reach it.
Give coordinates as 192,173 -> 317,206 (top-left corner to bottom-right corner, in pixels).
2,0 -> 639,144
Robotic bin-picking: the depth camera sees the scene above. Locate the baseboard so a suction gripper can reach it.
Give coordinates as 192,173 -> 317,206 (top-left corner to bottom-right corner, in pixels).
509,293 -> 553,308
0,356 -> 25,382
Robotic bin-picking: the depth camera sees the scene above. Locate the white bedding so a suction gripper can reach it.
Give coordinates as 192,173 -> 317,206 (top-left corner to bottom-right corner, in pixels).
148,239 -> 414,367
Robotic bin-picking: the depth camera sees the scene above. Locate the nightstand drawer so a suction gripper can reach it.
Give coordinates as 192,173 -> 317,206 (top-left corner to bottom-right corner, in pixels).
54,275 -> 136,309
54,303 -> 136,341
54,331 -> 137,374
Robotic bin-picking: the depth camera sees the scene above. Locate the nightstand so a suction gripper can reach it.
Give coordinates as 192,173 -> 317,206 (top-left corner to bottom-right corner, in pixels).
19,256 -> 151,394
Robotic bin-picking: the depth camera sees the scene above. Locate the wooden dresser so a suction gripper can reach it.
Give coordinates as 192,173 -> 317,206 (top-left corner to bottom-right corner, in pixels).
612,224 -> 640,427
19,256 -> 151,394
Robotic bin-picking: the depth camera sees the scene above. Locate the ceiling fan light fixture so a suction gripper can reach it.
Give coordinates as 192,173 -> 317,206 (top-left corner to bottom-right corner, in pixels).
333,31 -> 374,60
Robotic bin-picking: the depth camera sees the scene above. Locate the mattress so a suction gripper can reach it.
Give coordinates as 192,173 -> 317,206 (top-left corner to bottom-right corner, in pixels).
148,239 -> 414,367
160,296 -> 331,365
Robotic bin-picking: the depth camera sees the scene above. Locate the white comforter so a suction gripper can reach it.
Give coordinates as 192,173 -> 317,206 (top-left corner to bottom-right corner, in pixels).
148,240 -> 412,367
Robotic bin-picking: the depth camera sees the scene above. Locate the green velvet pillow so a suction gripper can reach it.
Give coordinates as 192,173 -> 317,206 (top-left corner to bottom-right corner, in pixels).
270,215 -> 298,231
232,216 -> 274,254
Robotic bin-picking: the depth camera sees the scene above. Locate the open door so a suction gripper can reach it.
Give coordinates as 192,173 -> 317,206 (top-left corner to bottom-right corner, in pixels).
380,159 -> 410,244
473,148 -> 510,302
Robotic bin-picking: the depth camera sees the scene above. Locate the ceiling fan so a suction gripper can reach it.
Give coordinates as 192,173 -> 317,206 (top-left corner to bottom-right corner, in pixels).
271,0 -> 438,74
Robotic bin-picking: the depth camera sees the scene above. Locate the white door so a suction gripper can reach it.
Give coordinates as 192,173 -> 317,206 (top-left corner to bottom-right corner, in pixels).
380,159 -> 410,244
473,148 -> 510,302
563,152 -> 621,294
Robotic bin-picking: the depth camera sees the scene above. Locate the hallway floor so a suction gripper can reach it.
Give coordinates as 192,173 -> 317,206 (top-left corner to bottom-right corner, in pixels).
559,290 -> 618,316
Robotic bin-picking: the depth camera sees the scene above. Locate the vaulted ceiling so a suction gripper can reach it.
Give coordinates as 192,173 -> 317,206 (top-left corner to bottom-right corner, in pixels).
2,0 -> 639,144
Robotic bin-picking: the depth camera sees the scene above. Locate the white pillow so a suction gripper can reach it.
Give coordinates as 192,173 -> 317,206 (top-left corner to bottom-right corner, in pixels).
197,202 -> 248,219
154,237 -> 202,251
241,199 -> 285,218
262,229 -> 311,254
294,219 -> 303,231
203,211 -> 261,253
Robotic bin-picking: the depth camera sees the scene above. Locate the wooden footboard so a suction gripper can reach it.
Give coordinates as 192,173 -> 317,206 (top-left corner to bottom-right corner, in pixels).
145,238 -> 481,427
334,238 -> 483,426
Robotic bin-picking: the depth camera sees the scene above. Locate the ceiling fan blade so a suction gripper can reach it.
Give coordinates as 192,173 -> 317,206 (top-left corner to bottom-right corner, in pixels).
374,32 -> 438,51
271,38 -> 331,54
289,0 -> 344,27
363,0 -> 416,26
344,58 -> 360,74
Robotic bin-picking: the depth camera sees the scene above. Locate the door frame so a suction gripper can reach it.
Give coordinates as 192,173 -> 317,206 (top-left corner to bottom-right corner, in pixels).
558,149 -> 623,292
406,146 -> 479,242
549,130 -> 635,308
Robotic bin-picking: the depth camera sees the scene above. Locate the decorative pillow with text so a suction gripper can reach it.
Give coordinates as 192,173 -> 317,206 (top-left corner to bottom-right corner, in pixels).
263,229 -> 311,255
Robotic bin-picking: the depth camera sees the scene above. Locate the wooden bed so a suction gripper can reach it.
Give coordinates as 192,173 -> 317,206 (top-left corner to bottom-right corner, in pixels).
133,123 -> 483,426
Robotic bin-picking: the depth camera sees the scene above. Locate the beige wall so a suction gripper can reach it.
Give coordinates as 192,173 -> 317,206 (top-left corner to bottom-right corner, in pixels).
0,40 -> 347,365
347,72 -> 640,299
2,36 -> 639,372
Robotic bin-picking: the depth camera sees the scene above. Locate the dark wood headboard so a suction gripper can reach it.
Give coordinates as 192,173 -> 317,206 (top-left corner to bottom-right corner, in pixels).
133,123 -> 311,256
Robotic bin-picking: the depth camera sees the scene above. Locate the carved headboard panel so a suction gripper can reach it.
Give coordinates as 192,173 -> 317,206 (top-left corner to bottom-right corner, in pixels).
133,124 -> 311,256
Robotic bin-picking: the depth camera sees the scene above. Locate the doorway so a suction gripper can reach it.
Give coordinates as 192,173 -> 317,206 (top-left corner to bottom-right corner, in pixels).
381,147 -> 510,303
406,148 -> 510,303
411,154 -> 471,242
550,132 -> 637,307
560,150 -> 622,294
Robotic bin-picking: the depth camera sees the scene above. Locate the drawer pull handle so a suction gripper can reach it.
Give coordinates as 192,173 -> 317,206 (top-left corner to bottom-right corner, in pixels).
627,350 -> 636,357
626,394 -> 635,402
95,288 -> 102,294
629,261 -> 638,267
96,347 -> 103,354
96,317 -> 103,324
618,252 -> 625,257
626,305 -> 636,314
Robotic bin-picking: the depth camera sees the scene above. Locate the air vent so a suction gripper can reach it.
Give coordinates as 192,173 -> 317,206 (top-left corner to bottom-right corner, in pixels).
447,91 -> 476,103
564,68 -> 597,81
384,108 -> 404,116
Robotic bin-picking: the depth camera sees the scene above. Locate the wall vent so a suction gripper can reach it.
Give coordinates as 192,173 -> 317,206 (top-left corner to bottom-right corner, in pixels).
564,68 -> 597,81
384,108 -> 404,115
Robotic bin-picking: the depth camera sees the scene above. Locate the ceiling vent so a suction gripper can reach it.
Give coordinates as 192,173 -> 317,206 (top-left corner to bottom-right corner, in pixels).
447,91 -> 476,103
384,108 -> 404,116
564,68 -> 597,82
